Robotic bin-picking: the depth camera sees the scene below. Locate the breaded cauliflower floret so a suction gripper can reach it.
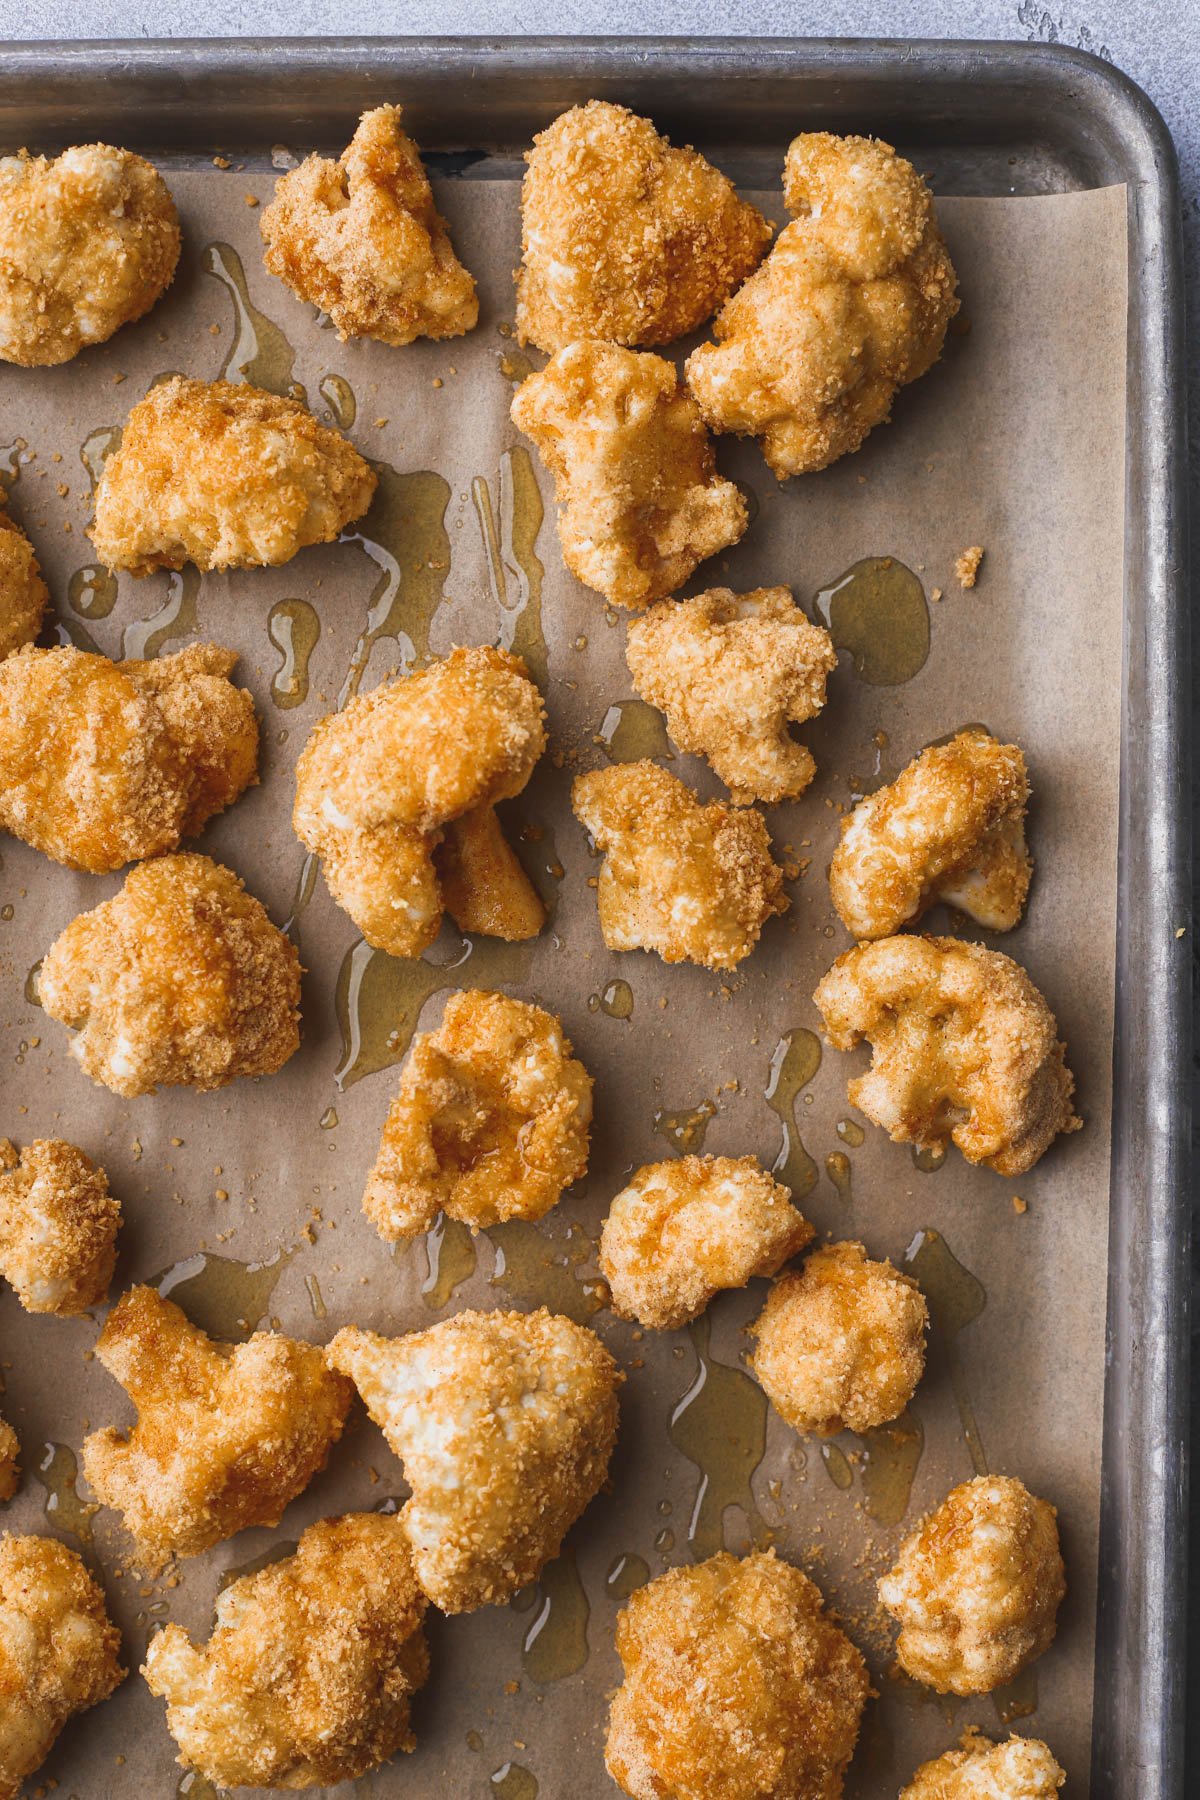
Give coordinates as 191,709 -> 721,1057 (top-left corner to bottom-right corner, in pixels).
294,645 -> 547,957
813,935 -> 1079,1176
364,990 -> 592,1244
0,642 -> 259,872
686,133 -> 958,478
599,1154 -> 812,1331
261,104 -> 477,346
39,852 -> 301,1097
89,376 -> 376,575
0,513 -> 48,660
900,1730 -> 1066,1798
143,1512 -> 429,1790
0,1534 -> 123,1800
0,1138 -> 121,1315
878,1475 -> 1065,1696
625,586 -> 837,804
0,144 -> 179,367
606,1550 -> 868,1800
329,1310 -> 620,1612
0,1419 -> 18,1502
82,1285 -> 352,1570
572,761 -> 787,971
750,1241 -> 927,1436
516,101 -> 770,353
511,341 -> 747,608
831,730 -> 1031,940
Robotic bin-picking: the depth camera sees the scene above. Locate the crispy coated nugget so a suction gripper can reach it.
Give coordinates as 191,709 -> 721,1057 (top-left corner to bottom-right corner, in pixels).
750,1241 -> 927,1436
900,1730 -> 1066,1798
39,853 -> 301,1097
626,586 -> 836,804
511,341 -> 747,608
0,514 -> 48,660
0,1420 -> 17,1502
879,1475 -> 1065,1696
261,104 -> 477,346
599,1154 -> 812,1331
516,100 -> 770,353
294,646 -> 546,957
144,1512 -> 429,1790
686,133 -> 958,478
0,1534 -> 123,1800
364,990 -> 592,1244
606,1550 -> 868,1800
0,144 -> 179,367
0,642 -> 259,873
831,729 -> 1031,939
89,376 -> 376,575
813,936 -> 1079,1176
0,1138 -> 120,1315
82,1286 -> 352,1570
329,1310 -> 620,1612
572,761 -> 787,971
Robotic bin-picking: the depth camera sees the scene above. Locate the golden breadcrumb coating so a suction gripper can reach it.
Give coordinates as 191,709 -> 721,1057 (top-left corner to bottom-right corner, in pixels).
511,340 -> 747,608
0,642 -> 259,873
0,1420 -> 17,1502
82,1285 -> 352,1571
143,1512 -> 429,1790
900,1730 -> 1066,1798
0,1138 -> 120,1315
830,730 -> 1031,940
39,853 -> 301,1098
813,936 -> 1079,1177
606,1550 -> 868,1800
625,586 -> 837,804
0,1534 -> 123,1800
364,989 -> 592,1244
261,104 -> 477,346
686,133 -> 958,478
572,760 -> 787,971
89,376 -> 376,575
0,514 -> 48,660
516,100 -> 771,353
879,1475 -> 1065,1696
0,144 -> 179,367
329,1309 -> 620,1613
599,1154 -> 812,1331
294,645 -> 546,957
750,1241 -> 927,1436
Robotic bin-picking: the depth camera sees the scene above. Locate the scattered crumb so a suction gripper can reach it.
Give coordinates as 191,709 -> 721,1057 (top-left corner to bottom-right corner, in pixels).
955,545 -> 984,589
244,193 -> 259,207
1012,1195 -> 1028,1214
212,156 -> 231,170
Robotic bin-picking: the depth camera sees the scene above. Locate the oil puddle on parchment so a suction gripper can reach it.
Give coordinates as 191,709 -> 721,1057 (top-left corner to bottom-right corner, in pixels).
669,1314 -> 769,1560
472,444 -> 547,689
318,372 -> 356,429
814,555 -> 930,686
341,463 -> 453,699
764,1028 -> 821,1199
267,598 -> 321,707
597,699 -> 674,763
122,566 -> 200,660
589,978 -> 633,1021
605,1551 -> 650,1599
36,1442 -> 95,1548
491,1763 -> 539,1799
489,1220 -> 603,1324
153,1246 -> 297,1341
519,1549 -> 589,1683
654,1098 -> 717,1156
418,1214 -> 477,1310
204,241 -> 300,398
905,1227 -> 988,1474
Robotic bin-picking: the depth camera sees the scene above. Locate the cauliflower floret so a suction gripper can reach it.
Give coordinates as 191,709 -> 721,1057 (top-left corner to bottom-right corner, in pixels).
0,642 -> 259,873
261,104 -> 477,345
328,1310 -> 620,1612
0,513 -> 48,660
516,100 -> 770,353
0,1138 -> 121,1315
750,1240 -> 927,1436
0,144 -> 179,367
143,1512 -> 429,1790
293,646 -> 547,958
625,586 -> 837,804
89,376 -> 376,575
831,730 -> 1031,940
0,1419 -> 17,1502
813,935 -> 1080,1176
511,340 -> 747,608
0,1534 -> 123,1800
605,1550 -> 868,1800
39,853 -> 301,1097
900,1730 -> 1066,1798
364,989 -> 592,1243
81,1285 -> 352,1570
572,760 -> 787,971
599,1154 -> 812,1331
879,1474 -> 1065,1695
686,133 -> 958,478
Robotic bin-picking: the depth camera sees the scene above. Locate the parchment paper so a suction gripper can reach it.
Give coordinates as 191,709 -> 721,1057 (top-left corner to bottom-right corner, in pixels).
0,168 -> 1127,1797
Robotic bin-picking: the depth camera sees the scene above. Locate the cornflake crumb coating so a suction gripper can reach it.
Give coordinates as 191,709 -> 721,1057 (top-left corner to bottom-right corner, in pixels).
0,513 -> 48,659
143,1512 -> 429,1790
0,1138 -> 121,1315
900,1729 -> 1066,1798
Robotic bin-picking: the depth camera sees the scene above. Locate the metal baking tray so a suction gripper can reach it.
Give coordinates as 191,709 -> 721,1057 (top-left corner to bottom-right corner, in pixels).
0,35 -> 1188,1799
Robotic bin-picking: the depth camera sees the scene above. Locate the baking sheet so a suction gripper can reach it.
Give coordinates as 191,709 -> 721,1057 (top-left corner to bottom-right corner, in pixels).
0,167 -> 1127,1796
